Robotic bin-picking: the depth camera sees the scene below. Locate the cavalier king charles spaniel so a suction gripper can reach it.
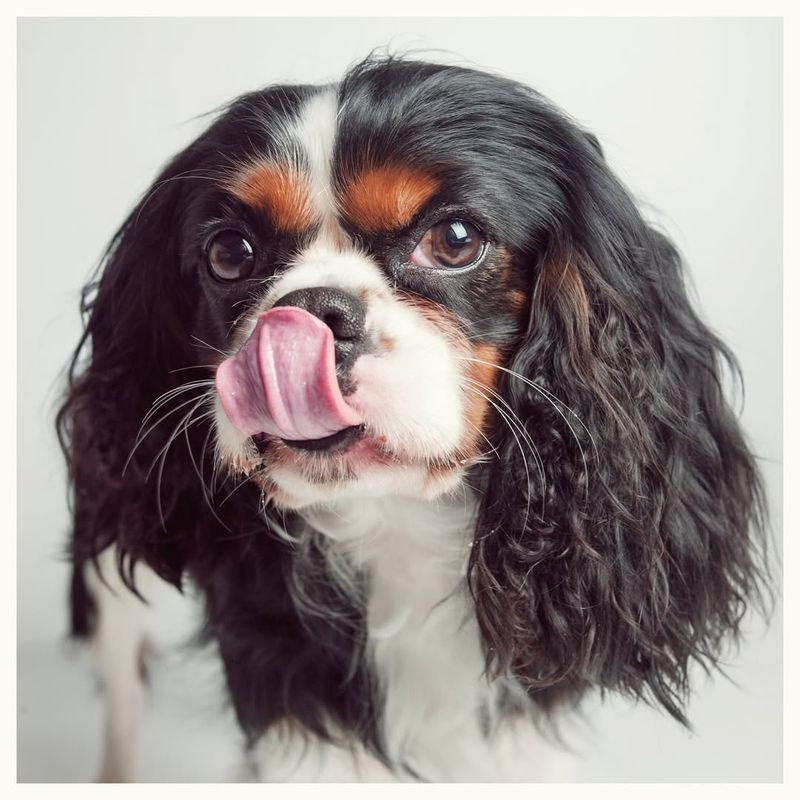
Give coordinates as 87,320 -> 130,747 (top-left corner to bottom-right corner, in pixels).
57,56 -> 768,782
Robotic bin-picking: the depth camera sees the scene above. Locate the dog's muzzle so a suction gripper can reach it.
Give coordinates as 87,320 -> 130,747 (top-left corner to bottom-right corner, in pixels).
215,287 -> 367,443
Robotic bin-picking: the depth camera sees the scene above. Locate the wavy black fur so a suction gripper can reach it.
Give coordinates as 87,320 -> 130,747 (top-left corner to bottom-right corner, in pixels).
470,199 -> 769,724
57,55 -> 769,762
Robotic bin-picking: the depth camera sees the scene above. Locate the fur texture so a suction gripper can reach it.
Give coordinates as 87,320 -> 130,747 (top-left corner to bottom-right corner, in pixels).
57,55 -> 769,780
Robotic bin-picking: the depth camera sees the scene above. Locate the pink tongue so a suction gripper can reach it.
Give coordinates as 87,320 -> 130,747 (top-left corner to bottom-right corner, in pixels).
215,306 -> 363,441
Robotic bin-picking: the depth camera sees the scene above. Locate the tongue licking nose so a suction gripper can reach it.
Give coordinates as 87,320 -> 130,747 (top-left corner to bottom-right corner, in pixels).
215,306 -> 363,442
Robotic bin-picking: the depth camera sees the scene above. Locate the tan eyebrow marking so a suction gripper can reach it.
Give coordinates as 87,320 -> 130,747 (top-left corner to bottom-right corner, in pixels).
224,160 -> 318,233
338,164 -> 440,234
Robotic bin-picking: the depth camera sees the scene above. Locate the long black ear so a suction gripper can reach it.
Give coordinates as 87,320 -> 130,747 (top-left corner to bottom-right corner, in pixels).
469,131 -> 770,723
57,141 -> 209,606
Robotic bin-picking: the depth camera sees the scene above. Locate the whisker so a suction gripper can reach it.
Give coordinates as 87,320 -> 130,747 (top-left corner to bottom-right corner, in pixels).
461,417 -> 500,463
462,376 -> 541,456
465,377 -> 547,511
169,364 -> 219,374
141,380 -> 215,427
150,395 -> 211,530
461,380 -> 539,531
210,439 -> 224,495
458,356 -> 595,506
199,417 -> 216,493
219,469 -> 261,508
191,335 -> 227,357
124,389 -> 212,476
181,399 -> 232,532
481,358 -> 597,459
148,396 -> 211,482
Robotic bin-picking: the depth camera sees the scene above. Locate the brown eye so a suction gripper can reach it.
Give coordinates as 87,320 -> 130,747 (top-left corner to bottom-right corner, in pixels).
409,219 -> 485,270
207,231 -> 255,281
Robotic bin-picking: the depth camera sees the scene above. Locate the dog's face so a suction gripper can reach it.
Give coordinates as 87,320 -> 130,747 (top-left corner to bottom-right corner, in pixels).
182,75 -> 541,508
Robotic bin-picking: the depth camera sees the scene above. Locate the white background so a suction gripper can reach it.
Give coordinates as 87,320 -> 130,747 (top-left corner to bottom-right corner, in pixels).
18,17 -> 782,782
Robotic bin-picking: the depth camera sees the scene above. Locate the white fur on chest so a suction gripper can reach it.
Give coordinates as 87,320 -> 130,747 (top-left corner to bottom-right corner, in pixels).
252,492 -> 562,782
303,492 -> 493,779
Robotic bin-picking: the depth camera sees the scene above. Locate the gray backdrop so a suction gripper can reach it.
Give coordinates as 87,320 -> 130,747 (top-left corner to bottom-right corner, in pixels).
18,17 -> 782,782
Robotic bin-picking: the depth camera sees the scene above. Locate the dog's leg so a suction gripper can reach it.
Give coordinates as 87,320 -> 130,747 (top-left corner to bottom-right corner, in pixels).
82,547 -> 156,783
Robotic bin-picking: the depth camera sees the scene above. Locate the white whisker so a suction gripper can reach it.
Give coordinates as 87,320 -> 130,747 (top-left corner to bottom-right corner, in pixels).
461,379 -> 539,532
458,356 -> 595,506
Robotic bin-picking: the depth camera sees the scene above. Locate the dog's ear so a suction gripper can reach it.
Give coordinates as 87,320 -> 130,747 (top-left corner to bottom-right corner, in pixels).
57,140 -> 209,592
469,130 -> 770,722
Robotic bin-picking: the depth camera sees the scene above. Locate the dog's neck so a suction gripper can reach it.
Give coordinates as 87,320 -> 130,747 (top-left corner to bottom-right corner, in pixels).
299,491 -> 497,776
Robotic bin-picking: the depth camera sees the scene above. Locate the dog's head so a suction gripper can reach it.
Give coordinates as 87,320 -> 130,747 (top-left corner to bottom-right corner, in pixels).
206,71 -> 542,507
60,56 -> 768,722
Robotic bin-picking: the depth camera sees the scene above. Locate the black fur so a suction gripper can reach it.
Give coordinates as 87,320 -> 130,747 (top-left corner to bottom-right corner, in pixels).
57,55 -> 769,768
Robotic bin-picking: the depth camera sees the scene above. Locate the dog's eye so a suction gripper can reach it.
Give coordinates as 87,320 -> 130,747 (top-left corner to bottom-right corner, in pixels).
207,231 -> 255,281
409,220 -> 485,270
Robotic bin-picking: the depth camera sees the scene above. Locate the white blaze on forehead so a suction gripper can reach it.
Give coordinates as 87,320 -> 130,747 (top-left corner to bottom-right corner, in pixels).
290,87 -> 340,227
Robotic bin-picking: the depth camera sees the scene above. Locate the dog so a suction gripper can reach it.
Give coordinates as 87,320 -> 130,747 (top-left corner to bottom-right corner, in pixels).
57,55 -> 768,781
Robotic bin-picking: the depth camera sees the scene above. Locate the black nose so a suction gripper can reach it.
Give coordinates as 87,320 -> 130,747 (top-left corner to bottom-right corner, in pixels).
272,287 -> 368,377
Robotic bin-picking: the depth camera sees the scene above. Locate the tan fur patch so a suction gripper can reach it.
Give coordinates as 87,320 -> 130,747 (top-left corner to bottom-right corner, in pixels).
225,160 -> 317,233
338,164 -> 439,233
462,342 -> 502,448
535,255 -> 593,371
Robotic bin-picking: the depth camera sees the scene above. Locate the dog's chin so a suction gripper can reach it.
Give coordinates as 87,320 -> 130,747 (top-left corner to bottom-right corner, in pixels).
247,427 -> 468,510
